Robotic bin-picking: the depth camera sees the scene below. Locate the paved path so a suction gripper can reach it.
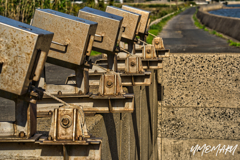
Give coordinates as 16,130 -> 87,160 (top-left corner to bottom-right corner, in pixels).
159,7 -> 240,53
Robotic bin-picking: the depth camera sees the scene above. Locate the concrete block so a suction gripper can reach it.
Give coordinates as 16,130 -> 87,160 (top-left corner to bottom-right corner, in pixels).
162,53 -> 240,108
161,138 -> 240,160
161,107 -> 240,139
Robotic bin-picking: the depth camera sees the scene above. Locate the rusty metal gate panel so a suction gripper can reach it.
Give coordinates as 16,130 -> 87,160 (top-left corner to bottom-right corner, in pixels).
106,6 -> 141,42
32,9 -> 97,68
78,7 -> 123,54
0,15 -> 53,95
122,5 -> 150,35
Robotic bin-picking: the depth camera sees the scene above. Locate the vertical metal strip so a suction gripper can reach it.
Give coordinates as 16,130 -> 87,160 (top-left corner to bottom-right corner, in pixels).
53,109 -> 58,141
137,57 -> 139,73
114,74 -> 117,94
102,75 -> 104,95
73,109 -> 76,141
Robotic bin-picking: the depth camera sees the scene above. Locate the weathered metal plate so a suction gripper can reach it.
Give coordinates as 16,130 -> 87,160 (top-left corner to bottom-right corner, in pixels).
122,5 -> 150,35
0,140 -> 101,159
32,9 -> 98,68
0,15 -> 53,95
106,6 -> 141,41
78,7 -> 123,54
0,97 -> 15,122
37,95 -> 134,114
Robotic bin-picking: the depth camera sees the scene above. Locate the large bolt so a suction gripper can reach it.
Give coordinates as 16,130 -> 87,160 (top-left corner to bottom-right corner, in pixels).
131,61 -> 135,67
62,118 -> 70,126
106,81 -> 113,88
147,49 -> 151,54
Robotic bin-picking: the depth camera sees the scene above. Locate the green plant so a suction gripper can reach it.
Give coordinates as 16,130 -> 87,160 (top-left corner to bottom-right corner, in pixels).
90,50 -> 101,56
228,40 -> 240,47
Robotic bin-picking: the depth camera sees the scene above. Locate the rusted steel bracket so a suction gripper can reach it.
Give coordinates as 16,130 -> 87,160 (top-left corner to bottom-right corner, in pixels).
37,94 -> 134,117
0,134 -> 101,159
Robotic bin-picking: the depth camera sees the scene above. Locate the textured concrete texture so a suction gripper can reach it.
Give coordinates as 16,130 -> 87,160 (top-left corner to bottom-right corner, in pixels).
158,6 -> 240,160
161,53 -> 240,108
197,3 -> 240,42
158,53 -> 240,159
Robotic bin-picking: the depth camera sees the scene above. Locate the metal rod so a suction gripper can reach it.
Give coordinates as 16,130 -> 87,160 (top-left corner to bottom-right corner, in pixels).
138,39 -> 148,45
148,32 -> 157,38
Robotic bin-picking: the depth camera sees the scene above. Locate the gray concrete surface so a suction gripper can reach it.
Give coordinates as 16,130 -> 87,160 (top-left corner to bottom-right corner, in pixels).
159,7 -> 240,53
158,7 -> 240,160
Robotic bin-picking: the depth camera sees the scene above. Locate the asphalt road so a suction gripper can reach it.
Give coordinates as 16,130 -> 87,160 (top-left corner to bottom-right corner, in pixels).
159,7 -> 240,53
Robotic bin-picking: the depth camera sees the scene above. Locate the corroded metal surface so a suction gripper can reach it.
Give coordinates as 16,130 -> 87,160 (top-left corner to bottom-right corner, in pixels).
125,55 -> 144,74
32,9 -> 97,68
37,95 -> 134,114
152,37 -> 165,49
0,139 -> 101,159
106,6 -> 141,41
48,106 -> 87,141
143,44 -> 157,59
0,15 -> 53,95
99,71 -> 123,96
78,7 -> 123,54
122,5 -> 150,35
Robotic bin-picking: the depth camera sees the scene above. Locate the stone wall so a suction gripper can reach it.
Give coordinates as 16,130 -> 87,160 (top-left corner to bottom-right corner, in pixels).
158,53 -> 240,159
197,3 -> 240,42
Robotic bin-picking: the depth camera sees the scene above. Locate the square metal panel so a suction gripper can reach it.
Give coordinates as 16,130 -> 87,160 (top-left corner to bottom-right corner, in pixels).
122,5 -> 150,35
106,6 -> 141,41
32,9 -> 98,67
0,16 -> 53,95
78,7 -> 123,54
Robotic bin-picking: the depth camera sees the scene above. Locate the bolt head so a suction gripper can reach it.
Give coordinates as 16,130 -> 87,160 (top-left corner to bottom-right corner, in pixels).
62,118 -> 70,126
106,81 -> 113,88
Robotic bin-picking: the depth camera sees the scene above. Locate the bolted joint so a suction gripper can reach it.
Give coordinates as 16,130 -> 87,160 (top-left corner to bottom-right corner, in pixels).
106,81 -> 113,88
146,49 -> 151,54
130,61 -> 136,67
62,118 -> 70,126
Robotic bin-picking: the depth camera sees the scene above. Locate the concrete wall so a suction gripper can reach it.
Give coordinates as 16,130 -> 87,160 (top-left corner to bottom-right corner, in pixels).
158,53 -> 240,159
197,3 -> 240,42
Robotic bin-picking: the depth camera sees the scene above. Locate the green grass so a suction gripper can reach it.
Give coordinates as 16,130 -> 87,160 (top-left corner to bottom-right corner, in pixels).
90,50 -> 101,56
228,40 -> 240,47
193,8 -> 240,48
146,9 -> 185,44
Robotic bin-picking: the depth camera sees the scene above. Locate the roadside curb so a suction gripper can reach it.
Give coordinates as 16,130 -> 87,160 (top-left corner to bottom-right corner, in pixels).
149,7 -> 187,27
